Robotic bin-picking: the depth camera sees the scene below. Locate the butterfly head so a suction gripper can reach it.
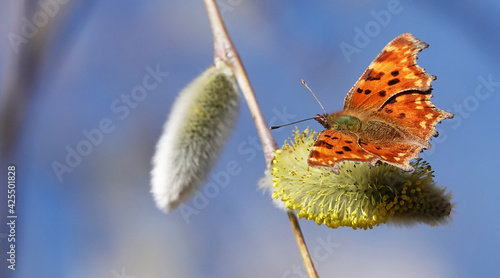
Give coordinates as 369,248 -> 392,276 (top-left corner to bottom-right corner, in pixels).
314,113 -> 331,129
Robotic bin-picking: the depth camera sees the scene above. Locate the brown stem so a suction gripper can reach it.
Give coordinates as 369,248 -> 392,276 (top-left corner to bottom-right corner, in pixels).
203,1 -> 318,277
203,0 -> 277,165
288,211 -> 320,278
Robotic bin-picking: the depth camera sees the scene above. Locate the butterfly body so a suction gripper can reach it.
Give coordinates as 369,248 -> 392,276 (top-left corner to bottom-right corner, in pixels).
316,114 -> 362,132
308,33 -> 454,174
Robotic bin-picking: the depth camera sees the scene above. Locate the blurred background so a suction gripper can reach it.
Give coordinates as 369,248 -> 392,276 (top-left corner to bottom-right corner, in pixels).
1,1 -> 499,277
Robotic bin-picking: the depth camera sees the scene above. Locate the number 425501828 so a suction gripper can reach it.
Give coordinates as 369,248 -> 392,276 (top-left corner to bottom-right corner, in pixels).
7,166 -> 16,214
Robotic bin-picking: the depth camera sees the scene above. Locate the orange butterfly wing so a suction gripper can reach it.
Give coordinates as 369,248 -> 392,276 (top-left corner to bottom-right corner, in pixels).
344,33 -> 435,112
308,130 -> 379,174
375,90 -> 454,146
358,138 -> 422,171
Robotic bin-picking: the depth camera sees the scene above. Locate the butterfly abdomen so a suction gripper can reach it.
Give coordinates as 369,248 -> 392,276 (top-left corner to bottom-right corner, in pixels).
361,120 -> 404,142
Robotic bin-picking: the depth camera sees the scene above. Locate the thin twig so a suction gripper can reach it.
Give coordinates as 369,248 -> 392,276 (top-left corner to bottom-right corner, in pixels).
202,1 -> 319,277
203,0 -> 277,165
288,211 -> 319,278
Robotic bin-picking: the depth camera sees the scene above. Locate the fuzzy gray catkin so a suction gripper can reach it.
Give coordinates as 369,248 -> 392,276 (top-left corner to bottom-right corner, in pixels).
151,61 -> 239,212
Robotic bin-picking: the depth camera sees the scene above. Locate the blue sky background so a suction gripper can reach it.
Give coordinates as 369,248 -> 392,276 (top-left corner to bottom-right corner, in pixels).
1,1 -> 499,277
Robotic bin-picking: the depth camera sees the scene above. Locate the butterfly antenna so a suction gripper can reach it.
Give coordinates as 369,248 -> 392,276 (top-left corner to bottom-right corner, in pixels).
301,79 -> 326,114
269,117 -> 316,130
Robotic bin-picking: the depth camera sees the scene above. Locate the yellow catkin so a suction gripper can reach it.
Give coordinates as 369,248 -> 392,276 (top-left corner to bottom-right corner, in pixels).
271,128 -> 454,230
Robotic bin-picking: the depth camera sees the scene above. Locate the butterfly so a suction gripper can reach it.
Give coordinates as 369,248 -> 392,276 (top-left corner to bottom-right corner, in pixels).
308,33 -> 454,174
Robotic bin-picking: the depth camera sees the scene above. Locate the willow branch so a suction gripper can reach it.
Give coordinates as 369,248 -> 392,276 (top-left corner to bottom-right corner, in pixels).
288,211 -> 319,278
203,1 -> 318,277
203,0 -> 277,165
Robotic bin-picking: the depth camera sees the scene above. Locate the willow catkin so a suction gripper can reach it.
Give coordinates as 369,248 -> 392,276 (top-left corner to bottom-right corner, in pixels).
267,128 -> 453,230
151,61 -> 239,212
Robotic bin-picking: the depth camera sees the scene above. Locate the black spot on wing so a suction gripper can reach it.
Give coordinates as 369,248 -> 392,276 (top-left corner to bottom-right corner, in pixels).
317,140 -> 333,149
388,78 -> 400,86
363,69 -> 384,81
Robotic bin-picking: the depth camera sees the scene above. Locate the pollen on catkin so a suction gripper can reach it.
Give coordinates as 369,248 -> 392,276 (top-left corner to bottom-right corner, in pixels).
151,60 -> 239,212
270,128 -> 453,230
